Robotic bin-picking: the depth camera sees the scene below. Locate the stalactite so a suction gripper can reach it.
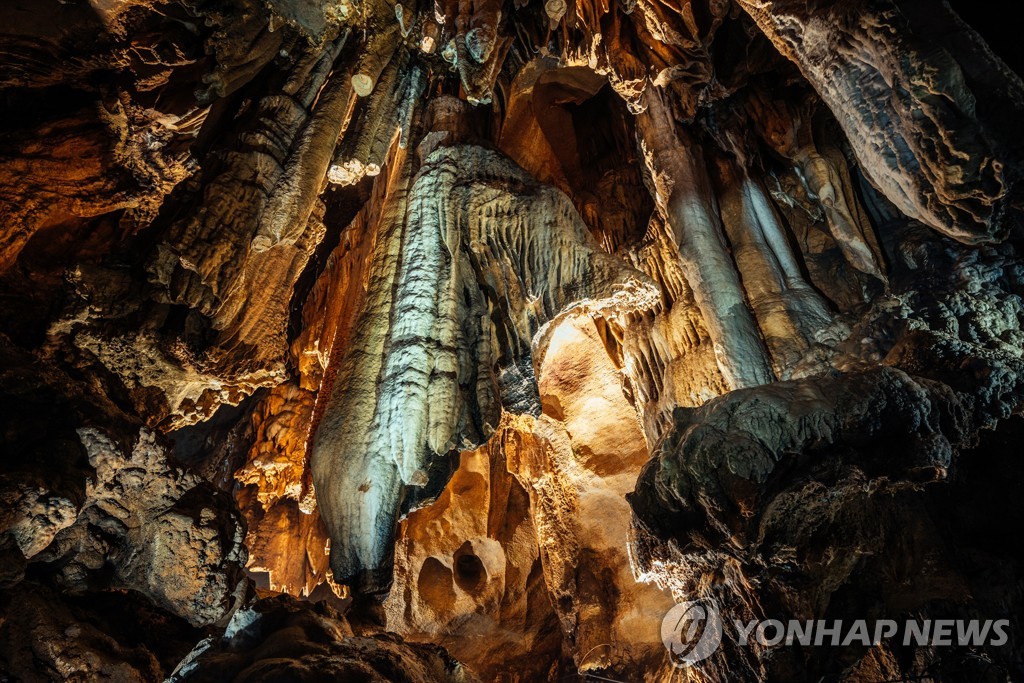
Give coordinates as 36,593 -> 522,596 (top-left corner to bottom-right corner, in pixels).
734,0 -> 1021,244
311,137 -> 418,592
234,383 -> 337,598
351,24 -> 402,97
601,9 -> 648,112
453,0 -> 512,103
196,24 -> 285,102
636,86 -> 775,389
329,51 -> 426,186
250,29 -> 353,250
212,196 -> 327,365
617,215 -> 729,434
765,165 -> 872,312
709,132 -> 837,375
312,97 -> 659,587
745,87 -> 888,284
149,29 -> 351,326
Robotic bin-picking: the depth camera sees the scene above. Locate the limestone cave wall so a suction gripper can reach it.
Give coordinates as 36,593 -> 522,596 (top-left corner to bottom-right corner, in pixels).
1,0 -> 1023,681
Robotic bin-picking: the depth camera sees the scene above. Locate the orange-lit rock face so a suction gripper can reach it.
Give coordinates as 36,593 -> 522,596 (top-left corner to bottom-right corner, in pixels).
388,313 -> 678,680
234,383 -> 339,599
534,315 -> 675,676
540,315 -> 650,469
4,0 -> 1024,681
385,423 -> 561,681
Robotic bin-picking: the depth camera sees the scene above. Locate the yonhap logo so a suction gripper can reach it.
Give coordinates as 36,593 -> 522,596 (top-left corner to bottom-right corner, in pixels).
660,600 -> 724,666
660,602 -> 1012,668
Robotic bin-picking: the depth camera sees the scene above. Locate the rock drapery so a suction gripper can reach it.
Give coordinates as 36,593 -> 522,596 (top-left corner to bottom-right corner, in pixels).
734,0 -> 1024,245
2,0 -> 1024,681
311,97 -> 659,589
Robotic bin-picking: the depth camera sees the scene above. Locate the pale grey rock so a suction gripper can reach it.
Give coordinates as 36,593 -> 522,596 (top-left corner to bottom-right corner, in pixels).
37,428 -> 247,627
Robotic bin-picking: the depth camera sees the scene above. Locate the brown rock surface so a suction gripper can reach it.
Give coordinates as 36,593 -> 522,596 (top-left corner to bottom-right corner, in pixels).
2,0 -> 1024,680
170,595 -> 478,683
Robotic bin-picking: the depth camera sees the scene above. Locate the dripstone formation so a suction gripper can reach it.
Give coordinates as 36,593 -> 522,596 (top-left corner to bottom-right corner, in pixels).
1,0 -> 1022,680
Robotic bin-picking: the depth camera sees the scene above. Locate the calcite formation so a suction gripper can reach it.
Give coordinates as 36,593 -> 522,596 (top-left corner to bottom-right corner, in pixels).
1,0 -> 1023,681
312,96 -> 659,589
735,0 -> 1023,245
629,228 -> 1024,680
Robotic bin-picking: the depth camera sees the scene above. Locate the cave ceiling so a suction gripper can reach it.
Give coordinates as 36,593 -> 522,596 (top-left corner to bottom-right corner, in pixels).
1,0 -> 1024,681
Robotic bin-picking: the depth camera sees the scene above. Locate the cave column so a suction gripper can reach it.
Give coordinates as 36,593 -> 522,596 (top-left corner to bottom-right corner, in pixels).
710,139 -> 835,374
636,87 -> 775,389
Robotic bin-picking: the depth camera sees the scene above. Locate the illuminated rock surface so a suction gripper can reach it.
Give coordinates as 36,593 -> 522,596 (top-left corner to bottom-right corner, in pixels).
1,0 -> 1023,680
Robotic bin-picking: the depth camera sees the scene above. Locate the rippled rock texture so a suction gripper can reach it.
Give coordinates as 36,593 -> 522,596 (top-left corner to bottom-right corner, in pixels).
2,0 -> 1023,680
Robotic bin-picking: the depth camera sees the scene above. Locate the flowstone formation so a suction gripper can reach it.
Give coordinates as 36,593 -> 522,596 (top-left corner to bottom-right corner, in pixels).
1,0 -> 1023,680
